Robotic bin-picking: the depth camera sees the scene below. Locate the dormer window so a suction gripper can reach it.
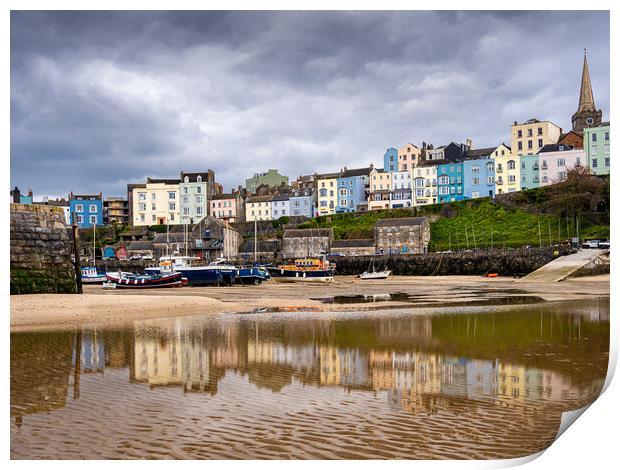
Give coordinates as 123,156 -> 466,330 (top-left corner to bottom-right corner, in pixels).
184,176 -> 189,183
197,175 -> 202,183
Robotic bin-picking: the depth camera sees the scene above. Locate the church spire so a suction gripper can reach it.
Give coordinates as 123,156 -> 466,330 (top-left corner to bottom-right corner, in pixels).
578,48 -> 596,112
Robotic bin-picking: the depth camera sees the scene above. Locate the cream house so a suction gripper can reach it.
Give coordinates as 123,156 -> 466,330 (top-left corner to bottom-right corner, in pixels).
245,195 -> 273,222
510,118 -> 562,157
368,168 -> 391,210
492,143 -> 519,194
412,162 -> 438,206
132,178 -> 181,226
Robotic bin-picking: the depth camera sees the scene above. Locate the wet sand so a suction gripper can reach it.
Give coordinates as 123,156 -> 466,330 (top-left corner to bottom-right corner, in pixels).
10,275 -> 610,332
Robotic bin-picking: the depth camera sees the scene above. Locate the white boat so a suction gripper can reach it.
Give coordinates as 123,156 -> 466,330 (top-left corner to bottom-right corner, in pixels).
81,266 -> 107,284
359,270 -> 391,280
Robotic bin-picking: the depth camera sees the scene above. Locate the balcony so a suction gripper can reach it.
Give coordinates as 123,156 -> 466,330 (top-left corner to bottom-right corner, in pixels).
496,167 -> 503,173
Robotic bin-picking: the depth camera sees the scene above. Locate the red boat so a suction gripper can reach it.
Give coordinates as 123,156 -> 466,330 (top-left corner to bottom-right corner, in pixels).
105,271 -> 183,288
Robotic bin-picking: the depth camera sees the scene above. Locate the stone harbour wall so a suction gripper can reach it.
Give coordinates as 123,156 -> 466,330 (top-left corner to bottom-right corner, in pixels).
330,246 -> 566,278
10,203 -> 76,294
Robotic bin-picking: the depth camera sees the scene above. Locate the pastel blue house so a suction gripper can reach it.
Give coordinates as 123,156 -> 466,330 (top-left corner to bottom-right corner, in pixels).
519,154 -> 540,190
383,148 -> 398,172
336,166 -> 372,213
69,193 -> 103,228
462,158 -> 495,199
437,162 -> 464,203
289,188 -> 316,218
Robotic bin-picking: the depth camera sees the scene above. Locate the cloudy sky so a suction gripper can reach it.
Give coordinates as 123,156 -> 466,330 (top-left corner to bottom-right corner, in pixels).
10,10 -> 610,198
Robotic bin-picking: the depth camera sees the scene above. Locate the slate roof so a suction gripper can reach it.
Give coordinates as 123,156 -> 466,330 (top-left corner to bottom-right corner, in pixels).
375,217 -> 428,227
211,193 -> 236,200
539,144 -> 575,153
340,166 -> 373,178
466,147 -> 496,158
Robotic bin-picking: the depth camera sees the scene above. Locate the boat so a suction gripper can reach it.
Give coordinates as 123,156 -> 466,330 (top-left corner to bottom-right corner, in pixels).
145,256 -> 238,286
105,271 -> 183,289
81,224 -> 107,284
237,266 -> 271,285
359,269 -> 391,280
266,258 -> 335,282
81,266 -> 107,284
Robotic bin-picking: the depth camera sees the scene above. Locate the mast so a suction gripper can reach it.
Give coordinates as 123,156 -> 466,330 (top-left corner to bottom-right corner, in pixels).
92,222 -> 96,269
166,222 -> 169,257
254,218 -> 257,262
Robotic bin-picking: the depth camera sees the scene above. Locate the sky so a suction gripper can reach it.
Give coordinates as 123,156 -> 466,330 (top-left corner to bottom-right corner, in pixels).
10,10 -> 610,199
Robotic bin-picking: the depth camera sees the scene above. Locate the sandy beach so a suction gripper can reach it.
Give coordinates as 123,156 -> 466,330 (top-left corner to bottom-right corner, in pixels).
10,274 -> 610,332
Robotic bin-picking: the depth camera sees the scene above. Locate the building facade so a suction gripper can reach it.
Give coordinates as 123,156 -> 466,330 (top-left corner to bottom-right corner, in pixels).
69,193 -> 103,228
583,122 -> 610,175
281,228 -> 333,259
368,168 -> 391,210
462,157 -> 495,199
245,169 -> 289,194
397,143 -> 421,171
131,178 -> 180,226
412,161 -> 438,206
209,193 -> 244,223
270,194 -> 290,219
519,154 -> 540,190
316,173 -> 339,216
289,188 -> 316,218
390,170 -> 412,208
103,197 -> 129,225
245,195 -> 273,222
374,217 -> 430,255
538,144 -> 585,187
437,162 -> 464,203
511,119 -> 562,157
336,167 -> 371,213
179,172 -> 209,225
383,147 -> 398,172
492,143 -> 519,194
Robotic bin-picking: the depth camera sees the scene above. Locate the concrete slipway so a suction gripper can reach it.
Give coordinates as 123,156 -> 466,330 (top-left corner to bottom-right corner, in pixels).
517,249 -> 610,282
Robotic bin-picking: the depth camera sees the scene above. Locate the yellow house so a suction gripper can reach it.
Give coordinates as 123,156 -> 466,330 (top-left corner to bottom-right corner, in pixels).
510,118 -> 562,157
368,168 -> 391,210
316,172 -> 339,216
412,162 -> 438,205
491,143 -> 520,194
132,178 -> 180,226
398,143 -> 421,172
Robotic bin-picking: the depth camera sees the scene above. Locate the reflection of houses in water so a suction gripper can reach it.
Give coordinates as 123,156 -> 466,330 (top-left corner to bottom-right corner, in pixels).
79,330 -> 106,374
440,356 -> 468,398
377,317 -> 433,340
132,329 -> 218,394
339,349 -> 372,390
466,359 -> 498,400
320,346 -> 340,385
393,352 -> 442,396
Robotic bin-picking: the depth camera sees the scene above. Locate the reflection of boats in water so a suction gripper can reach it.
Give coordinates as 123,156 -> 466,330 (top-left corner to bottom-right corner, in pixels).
105,271 -> 183,288
267,258 -> 335,282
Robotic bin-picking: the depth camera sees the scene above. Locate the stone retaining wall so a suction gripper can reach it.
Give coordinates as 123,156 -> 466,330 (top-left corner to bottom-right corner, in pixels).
10,203 -> 76,294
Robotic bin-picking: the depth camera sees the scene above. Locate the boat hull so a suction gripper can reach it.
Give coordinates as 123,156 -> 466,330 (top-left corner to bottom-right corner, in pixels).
106,272 -> 183,289
237,267 -> 271,285
81,275 -> 108,284
267,268 -> 334,282
359,270 -> 391,280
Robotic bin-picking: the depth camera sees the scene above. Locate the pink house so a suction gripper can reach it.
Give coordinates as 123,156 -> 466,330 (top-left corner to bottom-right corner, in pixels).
538,144 -> 585,186
209,193 -> 244,223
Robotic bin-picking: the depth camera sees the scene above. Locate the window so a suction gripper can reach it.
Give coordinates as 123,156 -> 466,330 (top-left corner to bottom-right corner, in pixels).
558,172 -> 567,181
152,214 -> 156,222
472,177 -> 480,185
340,189 -> 347,196
182,196 -> 189,204
152,193 -> 156,201
508,160 -> 516,170
196,196 -> 203,204
168,192 -> 176,200
139,203 -> 146,211
329,190 -> 334,197
197,186 -> 202,194
75,204 -> 84,212
138,192 -> 146,201
471,191 -> 479,198
605,132 -> 609,141
169,202 -> 176,210
487,176 -> 495,185
340,199 -> 347,206
151,203 -> 156,211
605,158 -> 610,167
508,175 -> 516,183
471,165 -> 480,173
527,129 -> 533,137
592,159 -> 598,167
197,175 -> 202,183
349,180 -> 353,186
527,140 -> 533,150
537,127 -> 543,136
140,214 -> 145,222
439,176 -> 449,185
183,207 -> 190,215
184,176 -> 189,183
538,139 -> 543,148
592,133 -> 597,142
557,158 -> 566,167
183,187 -> 188,194
518,142 -> 523,151
76,215 -> 84,223
170,213 -> 175,221
439,187 -> 449,195
517,130 -> 523,138
521,160 -> 526,169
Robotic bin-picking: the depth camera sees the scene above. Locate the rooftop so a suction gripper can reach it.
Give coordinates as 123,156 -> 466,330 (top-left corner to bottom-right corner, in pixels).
375,217 -> 428,227
466,147 -> 496,158
211,193 -> 236,200
539,144 -> 575,153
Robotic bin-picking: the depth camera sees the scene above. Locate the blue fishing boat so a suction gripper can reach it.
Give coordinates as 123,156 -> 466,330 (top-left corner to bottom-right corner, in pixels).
145,256 -> 238,286
237,266 -> 271,285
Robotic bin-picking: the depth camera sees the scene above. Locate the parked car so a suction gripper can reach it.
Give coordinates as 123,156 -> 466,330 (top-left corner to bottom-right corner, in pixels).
582,240 -> 600,249
599,240 -> 610,249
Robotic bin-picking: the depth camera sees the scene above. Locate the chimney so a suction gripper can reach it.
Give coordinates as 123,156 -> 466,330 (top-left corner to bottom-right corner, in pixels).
12,186 -> 20,203
28,188 -> 33,197
513,120 -> 518,126
369,163 -> 374,170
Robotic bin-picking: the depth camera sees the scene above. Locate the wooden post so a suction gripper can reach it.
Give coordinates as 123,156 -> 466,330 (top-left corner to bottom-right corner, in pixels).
72,212 -> 83,294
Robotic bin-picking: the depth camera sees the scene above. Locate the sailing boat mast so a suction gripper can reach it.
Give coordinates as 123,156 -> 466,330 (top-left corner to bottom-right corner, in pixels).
92,222 -> 96,269
254,218 -> 257,262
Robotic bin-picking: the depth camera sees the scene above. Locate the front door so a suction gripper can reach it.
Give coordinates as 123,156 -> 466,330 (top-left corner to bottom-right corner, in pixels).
157,217 -> 165,225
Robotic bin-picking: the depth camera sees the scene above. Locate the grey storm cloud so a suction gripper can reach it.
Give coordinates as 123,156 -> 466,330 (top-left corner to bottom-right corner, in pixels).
10,10 -> 610,198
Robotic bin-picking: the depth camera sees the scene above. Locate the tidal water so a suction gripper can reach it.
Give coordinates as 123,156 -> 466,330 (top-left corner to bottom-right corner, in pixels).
11,298 -> 609,459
